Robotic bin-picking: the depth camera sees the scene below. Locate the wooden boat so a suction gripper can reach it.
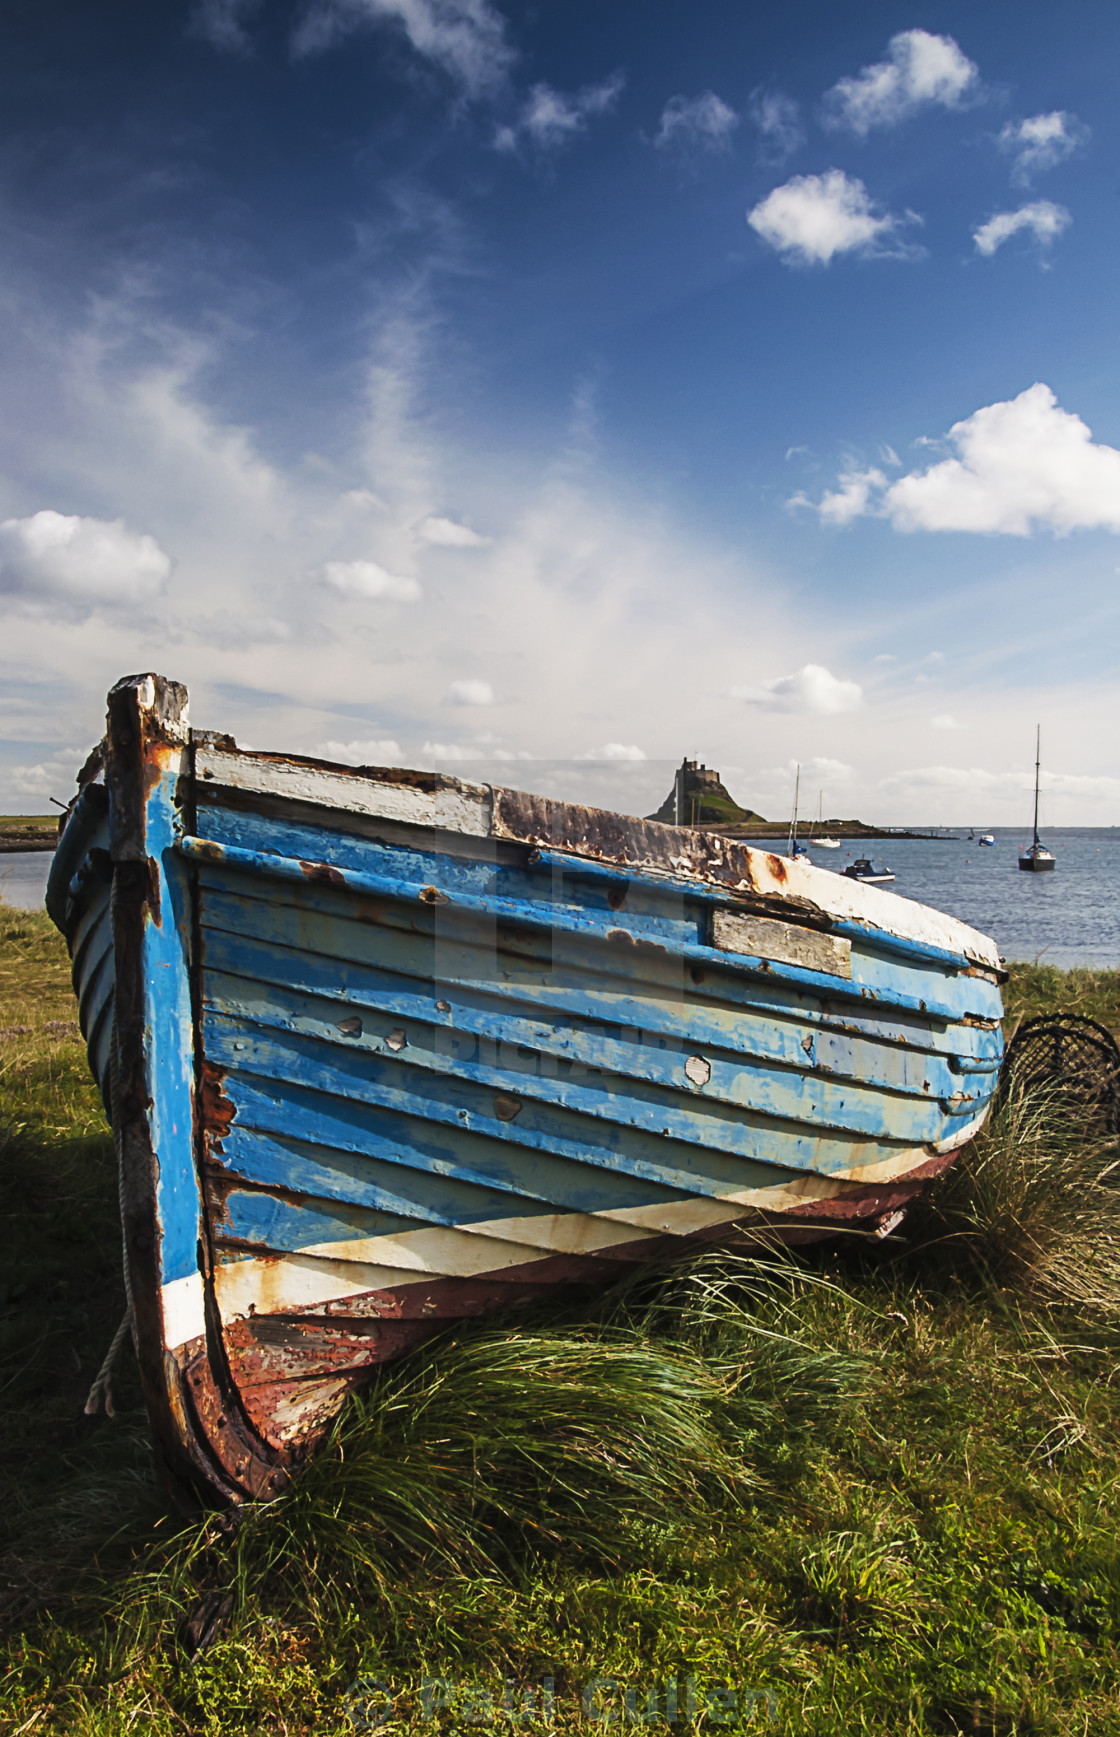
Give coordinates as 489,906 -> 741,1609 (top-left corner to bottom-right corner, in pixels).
1019,727 -> 1055,872
48,675 -> 1004,1505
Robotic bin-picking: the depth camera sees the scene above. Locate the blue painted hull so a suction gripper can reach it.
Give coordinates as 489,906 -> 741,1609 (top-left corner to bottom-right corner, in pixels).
49,676 -> 1005,1503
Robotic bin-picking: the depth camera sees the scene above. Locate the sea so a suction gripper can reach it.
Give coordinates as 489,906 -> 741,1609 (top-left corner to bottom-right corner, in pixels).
3,827 -> 1117,968
751,828 -> 1120,970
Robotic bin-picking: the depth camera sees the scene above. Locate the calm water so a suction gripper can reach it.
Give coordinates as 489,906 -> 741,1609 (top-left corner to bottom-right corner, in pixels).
4,831 -> 1118,967
0,851 -> 54,911
763,829 -> 1120,968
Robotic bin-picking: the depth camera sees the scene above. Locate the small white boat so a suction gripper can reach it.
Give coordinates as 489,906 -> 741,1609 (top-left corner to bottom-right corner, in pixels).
811,791 -> 841,848
1019,728 -> 1056,873
978,834 -> 995,847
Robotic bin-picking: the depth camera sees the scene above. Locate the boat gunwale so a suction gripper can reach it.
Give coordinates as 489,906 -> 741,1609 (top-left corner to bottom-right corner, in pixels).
192,739 -> 1004,972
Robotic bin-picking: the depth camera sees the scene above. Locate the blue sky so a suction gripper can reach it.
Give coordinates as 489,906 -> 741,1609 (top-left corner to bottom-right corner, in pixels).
2,0 -> 1118,823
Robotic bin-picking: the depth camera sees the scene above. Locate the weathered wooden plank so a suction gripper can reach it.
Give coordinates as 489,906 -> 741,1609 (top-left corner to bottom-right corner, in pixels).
712,910 -> 853,980
196,872 -> 1001,1067
185,833 -> 1000,1024
212,1104 -> 700,1222
200,917 -> 958,1099
202,1011 -> 940,1201
202,959 -> 956,1147
196,747 -> 492,837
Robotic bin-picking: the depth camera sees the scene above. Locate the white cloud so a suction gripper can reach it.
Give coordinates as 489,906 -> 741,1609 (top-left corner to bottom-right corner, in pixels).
973,201 -> 1070,257
822,29 -> 980,135
421,740 -> 476,761
732,664 -> 863,715
316,737 -> 403,764
189,0 -> 261,52
805,756 -> 853,781
998,112 -> 1088,185
796,386 -> 1120,537
446,677 -> 494,705
931,714 -> 961,731
321,558 -> 421,600
748,170 -> 920,266
5,747 -> 92,801
885,385 -> 1120,535
879,764 -> 1120,806
419,514 -> 489,545
577,743 -> 647,762
790,466 -> 887,524
495,73 -> 625,153
654,92 -> 738,154
749,89 -> 805,163
292,0 -> 515,98
0,511 -> 172,610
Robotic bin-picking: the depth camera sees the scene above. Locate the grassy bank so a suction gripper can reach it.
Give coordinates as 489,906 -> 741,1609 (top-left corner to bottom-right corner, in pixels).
3,904 -> 1120,1735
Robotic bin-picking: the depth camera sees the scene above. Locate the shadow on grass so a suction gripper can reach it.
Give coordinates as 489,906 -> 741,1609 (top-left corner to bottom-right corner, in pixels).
0,1123 -> 164,1621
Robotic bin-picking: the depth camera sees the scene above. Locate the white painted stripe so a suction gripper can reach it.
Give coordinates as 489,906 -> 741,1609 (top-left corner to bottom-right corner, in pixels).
161,1270 -> 206,1350
211,1135 -> 973,1324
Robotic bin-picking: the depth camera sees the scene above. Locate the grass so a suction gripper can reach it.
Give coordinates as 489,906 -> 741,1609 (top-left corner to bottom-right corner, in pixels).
1002,963 -> 1120,1033
3,907 -> 1120,1734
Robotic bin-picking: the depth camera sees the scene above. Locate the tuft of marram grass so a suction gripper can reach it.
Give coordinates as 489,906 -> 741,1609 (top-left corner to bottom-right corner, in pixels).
907,1082 -> 1120,1314
222,1264 -> 869,1607
111,1254 -> 869,1638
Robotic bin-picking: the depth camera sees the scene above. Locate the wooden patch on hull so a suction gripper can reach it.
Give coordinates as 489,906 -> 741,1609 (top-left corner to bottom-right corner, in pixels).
711,910 -> 852,979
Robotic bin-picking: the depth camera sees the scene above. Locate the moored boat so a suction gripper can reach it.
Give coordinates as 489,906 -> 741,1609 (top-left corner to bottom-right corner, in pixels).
48,675 -> 1005,1505
978,834 -> 995,847
1019,727 -> 1055,872
842,858 -> 896,885
811,791 -> 841,849
787,763 -> 810,860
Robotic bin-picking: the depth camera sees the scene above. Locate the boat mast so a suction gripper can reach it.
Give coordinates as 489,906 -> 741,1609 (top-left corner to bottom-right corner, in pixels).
789,763 -> 801,856
1032,725 -> 1041,849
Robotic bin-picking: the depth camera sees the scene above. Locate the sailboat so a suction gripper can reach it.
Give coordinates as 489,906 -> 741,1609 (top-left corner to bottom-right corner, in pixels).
787,764 -> 810,860
1019,726 -> 1056,872
811,791 -> 841,849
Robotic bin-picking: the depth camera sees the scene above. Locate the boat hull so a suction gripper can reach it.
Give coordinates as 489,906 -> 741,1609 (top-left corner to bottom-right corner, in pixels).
49,676 -> 1005,1504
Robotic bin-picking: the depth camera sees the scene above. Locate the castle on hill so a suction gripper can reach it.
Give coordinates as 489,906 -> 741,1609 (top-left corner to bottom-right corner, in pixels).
646,758 -> 766,828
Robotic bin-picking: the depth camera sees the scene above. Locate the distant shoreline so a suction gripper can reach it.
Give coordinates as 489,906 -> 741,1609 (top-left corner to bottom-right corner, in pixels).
718,825 -> 960,843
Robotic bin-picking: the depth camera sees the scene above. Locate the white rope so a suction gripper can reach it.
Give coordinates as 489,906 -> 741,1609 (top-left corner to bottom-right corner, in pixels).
84,1304 -> 133,1418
